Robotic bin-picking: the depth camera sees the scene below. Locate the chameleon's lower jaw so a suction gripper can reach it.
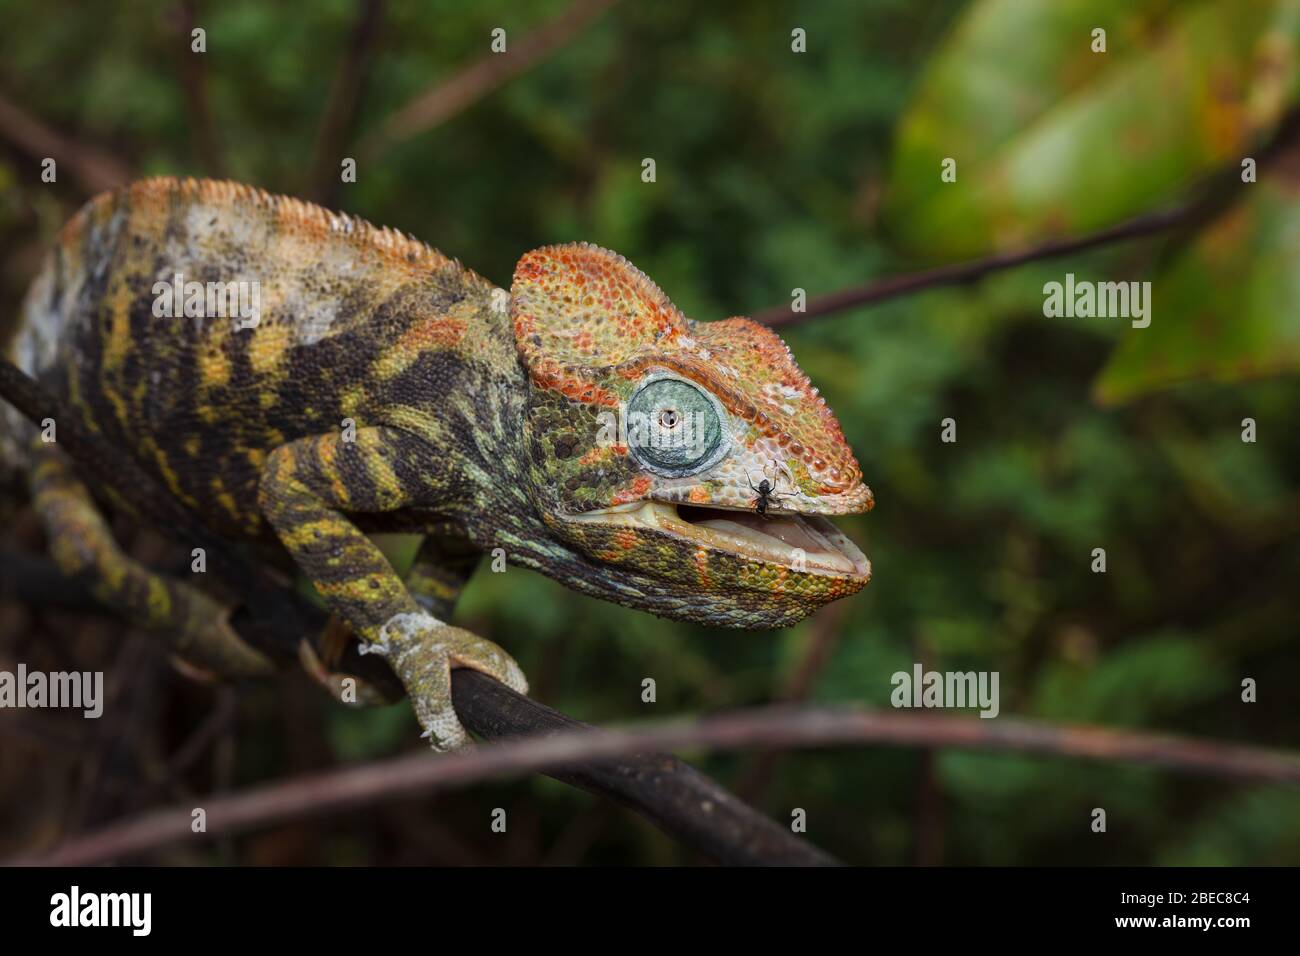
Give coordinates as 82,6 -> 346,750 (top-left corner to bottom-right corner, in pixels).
569,499 -> 872,581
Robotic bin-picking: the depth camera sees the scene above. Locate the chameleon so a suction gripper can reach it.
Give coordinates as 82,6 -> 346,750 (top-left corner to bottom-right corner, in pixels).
1,177 -> 873,751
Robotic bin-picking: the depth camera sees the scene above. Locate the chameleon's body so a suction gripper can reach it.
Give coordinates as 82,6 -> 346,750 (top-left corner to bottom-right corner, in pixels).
3,178 -> 872,749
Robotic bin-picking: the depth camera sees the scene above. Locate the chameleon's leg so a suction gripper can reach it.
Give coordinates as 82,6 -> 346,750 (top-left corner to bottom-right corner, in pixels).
406,530 -> 482,618
305,530 -> 484,706
258,427 -> 526,751
28,444 -> 274,677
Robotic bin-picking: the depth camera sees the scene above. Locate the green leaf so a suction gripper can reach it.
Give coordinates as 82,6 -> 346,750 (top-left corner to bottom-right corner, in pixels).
886,0 -> 1300,259
1094,175 -> 1300,403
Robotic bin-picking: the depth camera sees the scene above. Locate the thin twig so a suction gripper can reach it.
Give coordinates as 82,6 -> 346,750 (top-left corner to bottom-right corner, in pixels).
305,0 -> 385,205
170,687 -> 240,779
735,601 -> 847,801
175,0 -> 224,176
358,0 -> 618,161
0,90 -> 131,193
752,205 -> 1191,327
755,108 -> 1300,327
13,696 -> 1299,866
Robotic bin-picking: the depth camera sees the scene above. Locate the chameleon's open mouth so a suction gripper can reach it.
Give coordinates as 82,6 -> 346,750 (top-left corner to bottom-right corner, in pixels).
570,500 -> 871,579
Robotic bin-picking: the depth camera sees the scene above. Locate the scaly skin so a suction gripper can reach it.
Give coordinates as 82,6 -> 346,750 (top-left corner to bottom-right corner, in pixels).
3,177 -> 874,750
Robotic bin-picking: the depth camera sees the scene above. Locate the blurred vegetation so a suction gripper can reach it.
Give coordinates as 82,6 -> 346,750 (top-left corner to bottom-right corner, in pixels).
0,0 -> 1297,865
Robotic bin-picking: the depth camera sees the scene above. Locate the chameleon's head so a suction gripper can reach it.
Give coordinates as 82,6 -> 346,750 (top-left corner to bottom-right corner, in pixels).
510,243 -> 872,628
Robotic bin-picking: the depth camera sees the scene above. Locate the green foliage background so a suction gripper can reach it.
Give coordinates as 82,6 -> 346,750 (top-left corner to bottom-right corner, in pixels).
0,0 -> 1296,865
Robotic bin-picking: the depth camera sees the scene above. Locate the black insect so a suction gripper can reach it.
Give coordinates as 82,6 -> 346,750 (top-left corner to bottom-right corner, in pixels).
747,461 -> 792,517
748,475 -> 776,516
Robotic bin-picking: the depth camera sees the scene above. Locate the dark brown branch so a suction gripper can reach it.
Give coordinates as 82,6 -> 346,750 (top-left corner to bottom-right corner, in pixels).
736,601 -> 847,800
755,108 -> 1300,327
175,0 -> 224,176
13,697 -> 1299,866
358,0 -> 618,161
0,89 -> 131,194
450,669 -> 836,866
305,0 -> 385,205
0,545 -> 99,609
752,205 -> 1190,327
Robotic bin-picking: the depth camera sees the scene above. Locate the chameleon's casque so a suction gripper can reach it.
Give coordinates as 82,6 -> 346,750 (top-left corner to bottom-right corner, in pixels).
2,178 -> 873,749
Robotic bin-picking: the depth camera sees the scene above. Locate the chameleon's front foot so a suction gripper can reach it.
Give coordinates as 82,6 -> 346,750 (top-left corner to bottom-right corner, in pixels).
361,612 -> 528,752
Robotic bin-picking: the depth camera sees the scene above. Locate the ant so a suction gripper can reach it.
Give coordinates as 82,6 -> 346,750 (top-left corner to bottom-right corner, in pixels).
747,460 -> 793,517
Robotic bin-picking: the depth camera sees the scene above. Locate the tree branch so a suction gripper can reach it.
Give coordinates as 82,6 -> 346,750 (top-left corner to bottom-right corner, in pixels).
305,0 -> 385,205
358,0 -> 618,162
752,205 -> 1190,327
449,670 -> 836,866
13,695 -> 1298,866
755,108 -> 1300,327
0,89 -> 131,194
174,0 -> 224,176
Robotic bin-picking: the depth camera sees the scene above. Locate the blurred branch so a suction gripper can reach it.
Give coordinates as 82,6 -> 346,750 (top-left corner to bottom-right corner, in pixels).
174,0 -> 224,176
358,0 -> 618,162
0,545 -> 98,609
14,695 -> 1300,866
306,0 -> 385,204
0,90 -> 131,193
167,687 -> 239,779
753,204 -> 1191,327
755,108 -> 1300,327
736,601 -> 847,801
449,669 -> 835,866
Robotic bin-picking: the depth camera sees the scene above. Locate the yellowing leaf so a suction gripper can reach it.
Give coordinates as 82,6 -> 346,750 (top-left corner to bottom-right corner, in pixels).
1094,175 -> 1300,403
887,0 -> 1300,259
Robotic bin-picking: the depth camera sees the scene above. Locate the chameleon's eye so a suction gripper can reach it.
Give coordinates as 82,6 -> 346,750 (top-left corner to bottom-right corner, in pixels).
626,375 -> 727,476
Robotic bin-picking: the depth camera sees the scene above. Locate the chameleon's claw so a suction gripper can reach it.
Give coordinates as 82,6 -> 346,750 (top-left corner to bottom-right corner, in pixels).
371,612 -> 528,752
